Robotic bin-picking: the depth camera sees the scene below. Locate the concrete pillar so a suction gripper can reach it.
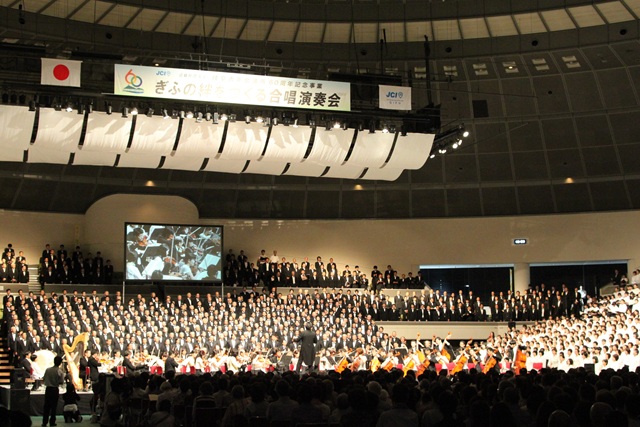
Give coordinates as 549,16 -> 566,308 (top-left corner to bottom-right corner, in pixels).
514,263 -> 530,294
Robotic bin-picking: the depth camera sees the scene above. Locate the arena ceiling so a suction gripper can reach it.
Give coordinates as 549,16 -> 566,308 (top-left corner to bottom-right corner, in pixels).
0,0 -> 640,219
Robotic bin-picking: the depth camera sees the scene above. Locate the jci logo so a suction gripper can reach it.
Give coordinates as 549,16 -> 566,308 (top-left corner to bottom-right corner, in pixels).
386,91 -> 404,99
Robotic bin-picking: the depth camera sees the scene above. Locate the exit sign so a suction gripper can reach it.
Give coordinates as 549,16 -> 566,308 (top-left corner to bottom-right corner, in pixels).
513,238 -> 528,245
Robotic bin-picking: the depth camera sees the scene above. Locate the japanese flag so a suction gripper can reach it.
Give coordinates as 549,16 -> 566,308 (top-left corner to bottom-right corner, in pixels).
41,58 -> 82,87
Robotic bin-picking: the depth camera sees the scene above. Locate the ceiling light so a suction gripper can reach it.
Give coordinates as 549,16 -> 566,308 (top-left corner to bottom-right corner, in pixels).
429,153 -> 436,159
463,130 -> 470,138
452,142 -> 459,149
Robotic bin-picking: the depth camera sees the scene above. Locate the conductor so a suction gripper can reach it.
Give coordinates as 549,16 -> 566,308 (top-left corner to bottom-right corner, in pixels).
293,322 -> 317,373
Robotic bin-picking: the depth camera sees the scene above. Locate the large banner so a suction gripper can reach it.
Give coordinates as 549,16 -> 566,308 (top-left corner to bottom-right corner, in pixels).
378,84 -> 412,110
114,64 -> 351,112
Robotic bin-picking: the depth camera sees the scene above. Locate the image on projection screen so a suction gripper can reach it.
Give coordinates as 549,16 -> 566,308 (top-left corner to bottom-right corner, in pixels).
125,223 -> 222,282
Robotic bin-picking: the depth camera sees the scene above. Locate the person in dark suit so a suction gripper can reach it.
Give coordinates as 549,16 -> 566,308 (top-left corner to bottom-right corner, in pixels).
88,351 -> 101,384
293,322 -> 317,373
162,352 -> 178,375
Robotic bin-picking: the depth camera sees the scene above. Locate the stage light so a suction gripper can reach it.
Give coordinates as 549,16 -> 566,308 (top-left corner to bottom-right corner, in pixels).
195,112 -> 203,123
273,117 -> 279,126
204,112 -> 212,121
130,107 -> 138,116
212,112 -> 219,124
171,110 -> 179,119
65,102 -> 73,113
255,116 -> 264,123
382,124 -> 389,133
28,100 -> 36,111
185,111 -> 194,119
179,110 -> 186,119
293,118 -> 299,128
333,121 -> 341,129
245,115 -> 251,124
77,104 -> 84,115
146,108 -> 154,117
106,103 -> 113,115
229,114 -> 236,122
161,109 -> 169,119
220,113 -> 228,121
122,107 -> 129,118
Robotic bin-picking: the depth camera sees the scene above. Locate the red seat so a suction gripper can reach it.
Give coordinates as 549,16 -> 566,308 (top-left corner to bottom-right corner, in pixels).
467,363 -> 476,370
289,363 -> 294,371
446,363 -> 455,371
189,366 -> 196,375
435,363 -> 442,373
396,364 -> 404,370
532,362 -> 543,370
117,366 -> 127,376
180,366 -> 187,374
247,364 -> 252,372
220,365 -> 226,373
150,366 -> 163,375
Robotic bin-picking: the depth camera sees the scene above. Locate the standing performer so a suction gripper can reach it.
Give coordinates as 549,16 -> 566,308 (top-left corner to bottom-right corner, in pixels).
293,322 -> 317,373
42,355 -> 64,427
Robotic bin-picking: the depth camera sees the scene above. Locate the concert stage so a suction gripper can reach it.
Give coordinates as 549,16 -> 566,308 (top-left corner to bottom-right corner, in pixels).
0,385 -> 93,416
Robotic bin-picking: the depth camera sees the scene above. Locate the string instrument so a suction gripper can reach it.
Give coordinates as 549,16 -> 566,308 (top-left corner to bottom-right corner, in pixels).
416,358 -> 430,376
370,357 -> 381,373
417,350 -> 426,363
403,359 -> 415,377
381,358 -> 394,372
350,357 -> 361,372
451,354 -> 467,375
335,357 -> 348,373
483,356 -> 497,374
514,348 -> 527,375
63,332 -> 89,391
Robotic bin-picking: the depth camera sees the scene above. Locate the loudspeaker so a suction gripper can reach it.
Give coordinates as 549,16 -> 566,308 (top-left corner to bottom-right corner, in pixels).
11,368 -> 26,390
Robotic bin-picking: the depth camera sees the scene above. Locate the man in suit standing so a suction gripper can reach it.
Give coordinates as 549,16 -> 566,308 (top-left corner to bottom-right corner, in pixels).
293,322 -> 317,373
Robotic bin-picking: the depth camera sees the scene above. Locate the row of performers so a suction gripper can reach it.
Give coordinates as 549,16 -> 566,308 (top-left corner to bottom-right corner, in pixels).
83,340 -> 527,378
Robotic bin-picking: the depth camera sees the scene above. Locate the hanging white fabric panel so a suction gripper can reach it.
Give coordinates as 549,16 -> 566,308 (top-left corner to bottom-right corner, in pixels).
127,115 -> 178,154
304,128 -> 354,165
83,113 -> 132,153
177,120 -> 224,156
203,158 -> 248,174
218,122 -> 267,160
322,164 -> 366,179
73,150 -> 118,166
243,159 -> 288,175
117,153 -> 163,168
362,167 -> 404,181
386,133 -> 434,170
263,126 -> 311,162
347,131 -> 395,168
33,109 -> 83,151
283,161 -> 327,178
0,105 -> 35,160
27,146 -> 72,164
161,155 -> 205,171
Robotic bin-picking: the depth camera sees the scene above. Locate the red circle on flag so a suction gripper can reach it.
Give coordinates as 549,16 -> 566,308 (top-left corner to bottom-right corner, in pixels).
53,64 -> 70,81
